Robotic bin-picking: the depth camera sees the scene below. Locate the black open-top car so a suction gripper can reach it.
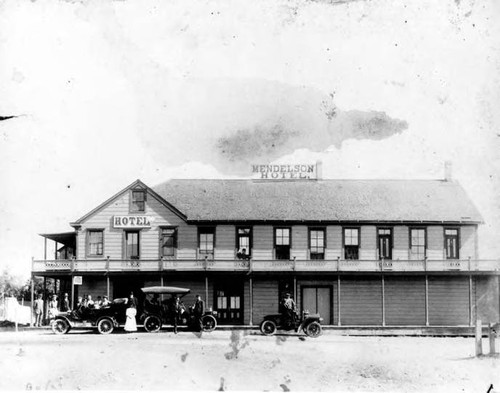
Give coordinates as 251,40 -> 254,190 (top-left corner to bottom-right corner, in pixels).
51,298 -> 129,335
259,310 -> 323,338
140,286 -> 218,333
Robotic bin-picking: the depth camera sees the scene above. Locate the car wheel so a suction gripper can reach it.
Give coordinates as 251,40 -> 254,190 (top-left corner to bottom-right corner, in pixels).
144,315 -> 162,333
51,319 -> 70,335
304,321 -> 322,338
201,315 -> 217,332
97,318 -> 114,335
260,320 -> 277,336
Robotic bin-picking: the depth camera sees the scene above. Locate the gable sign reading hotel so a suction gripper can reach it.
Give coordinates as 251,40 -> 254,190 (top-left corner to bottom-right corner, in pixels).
113,216 -> 153,228
252,164 -> 318,179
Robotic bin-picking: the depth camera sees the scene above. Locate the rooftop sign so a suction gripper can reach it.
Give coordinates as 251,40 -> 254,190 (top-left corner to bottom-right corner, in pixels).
252,163 -> 319,180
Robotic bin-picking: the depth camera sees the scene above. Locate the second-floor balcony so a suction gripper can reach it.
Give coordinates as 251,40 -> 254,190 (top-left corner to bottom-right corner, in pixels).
32,257 -> 500,274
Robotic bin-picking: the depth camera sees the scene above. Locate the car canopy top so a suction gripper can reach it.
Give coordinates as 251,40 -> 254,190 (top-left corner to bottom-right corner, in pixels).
141,286 -> 191,295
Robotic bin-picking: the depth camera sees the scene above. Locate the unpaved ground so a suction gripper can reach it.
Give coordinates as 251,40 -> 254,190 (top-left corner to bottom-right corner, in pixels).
0,329 -> 498,392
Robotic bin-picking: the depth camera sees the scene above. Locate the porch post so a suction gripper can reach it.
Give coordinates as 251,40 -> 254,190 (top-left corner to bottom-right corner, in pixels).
107,275 -> 110,299
30,274 -> 34,327
54,241 -> 58,260
205,276 -> 209,309
71,275 -> 75,310
44,237 -> 47,260
469,275 -> 474,327
249,277 -> 253,326
160,274 -> 164,302
337,275 -> 341,326
43,276 -> 47,324
425,275 -> 429,326
381,275 -> 386,327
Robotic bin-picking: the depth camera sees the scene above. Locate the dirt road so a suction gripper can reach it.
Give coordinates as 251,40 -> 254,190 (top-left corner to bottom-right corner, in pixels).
0,329 -> 498,391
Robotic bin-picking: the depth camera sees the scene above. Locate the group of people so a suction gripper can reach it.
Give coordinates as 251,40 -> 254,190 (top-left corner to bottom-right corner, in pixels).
32,292 -> 112,327
144,293 -> 205,333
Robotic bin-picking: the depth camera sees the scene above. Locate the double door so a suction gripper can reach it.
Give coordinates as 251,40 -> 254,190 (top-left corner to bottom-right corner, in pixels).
215,280 -> 243,324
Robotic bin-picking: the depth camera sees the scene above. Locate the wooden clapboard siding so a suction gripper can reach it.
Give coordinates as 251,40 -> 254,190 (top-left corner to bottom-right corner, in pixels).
340,277 -> 383,325
428,276 -> 471,325
297,279 -> 336,325
325,249 -> 342,259
427,226 -> 444,260
178,225 -> 197,259
475,276 -> 499,323
291,250 -> 307,260
460,226 -> 476,259
252,279 -> 279,323
361,226 -> 376,249
244,280 -> 251,325
393,226 -> 409,259
79,190 -> 189,259
79,277 -> 109,298
163,278 -> 206,308
326,226 -> 342,257
253,225 -> 273,260
385,277 -> 426,325
427,250 -> 444,260
360,249 -> 377,260
214,225 -> 235,258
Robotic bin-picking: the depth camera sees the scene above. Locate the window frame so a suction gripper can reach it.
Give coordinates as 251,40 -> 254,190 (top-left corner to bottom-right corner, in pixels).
123,230 -> 141,260
308,227 -> 326,260
377,227 -> 393,260
159,226 -> 178,258
409,227 -> 427,260
343,227 -> 360,260
444,227 -> 460,260
86,229 -> 105,258
274,227 -> 292,260
235,226 -> 253,257
198,226 -> 216,258
129,188 -> 147,213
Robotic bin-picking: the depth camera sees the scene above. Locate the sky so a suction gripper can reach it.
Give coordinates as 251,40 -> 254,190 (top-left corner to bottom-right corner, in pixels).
0,0 -> 499,278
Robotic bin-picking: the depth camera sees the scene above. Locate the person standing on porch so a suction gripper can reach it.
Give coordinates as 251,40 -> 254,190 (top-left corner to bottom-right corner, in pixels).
34,294 -> 43,327
60,293 -> 70,312
48,294 -> 58,322
124,292 -> 138,332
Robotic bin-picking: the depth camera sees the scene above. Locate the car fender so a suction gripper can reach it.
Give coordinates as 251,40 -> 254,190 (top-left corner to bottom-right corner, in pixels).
54,315 -> 74,328
96,315 -> 119,328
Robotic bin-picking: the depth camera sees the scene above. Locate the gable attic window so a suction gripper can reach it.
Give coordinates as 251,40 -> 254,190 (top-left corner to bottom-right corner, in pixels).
131,190 -> 146,212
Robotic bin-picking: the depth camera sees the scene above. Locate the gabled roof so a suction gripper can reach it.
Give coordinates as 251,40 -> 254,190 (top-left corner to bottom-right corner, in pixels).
71,179 -> 187,226
152,179 -> 483,223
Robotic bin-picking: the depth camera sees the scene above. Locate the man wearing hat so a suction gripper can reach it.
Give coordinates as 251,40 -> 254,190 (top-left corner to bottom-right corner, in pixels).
280,292 -> 297,328
60,293 -> 70,312
193,294 -> 205,332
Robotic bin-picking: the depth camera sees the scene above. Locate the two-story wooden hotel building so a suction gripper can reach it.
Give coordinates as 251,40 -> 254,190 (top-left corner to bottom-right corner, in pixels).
32,176 -> 500,328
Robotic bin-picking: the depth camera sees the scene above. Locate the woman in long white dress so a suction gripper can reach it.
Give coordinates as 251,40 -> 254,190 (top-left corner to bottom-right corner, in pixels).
124,292 -> 138,332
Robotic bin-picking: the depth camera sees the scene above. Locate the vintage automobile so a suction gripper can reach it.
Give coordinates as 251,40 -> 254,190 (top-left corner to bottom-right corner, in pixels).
51,298 -> 129,335
140,286 -> 218,333
259,310 -> 323,338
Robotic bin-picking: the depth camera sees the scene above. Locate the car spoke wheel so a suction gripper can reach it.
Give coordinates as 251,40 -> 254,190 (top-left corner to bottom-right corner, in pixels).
260,320 -> 277,336
144,315 -> 162,333
97,318 -> 114,335
201,315 -> 217,332
51,319 -> 70,335
304,321 -> 322,338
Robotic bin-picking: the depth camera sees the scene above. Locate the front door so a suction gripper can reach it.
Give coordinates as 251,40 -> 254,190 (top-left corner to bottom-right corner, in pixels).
214,280 -> 244,325
301,286 -> 332,324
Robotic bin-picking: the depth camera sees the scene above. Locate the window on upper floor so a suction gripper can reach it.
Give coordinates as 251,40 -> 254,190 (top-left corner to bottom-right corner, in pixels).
160,227 -> 177,257
131,190 -> 146,212
445,228 -> 459,259
236,227 -> 252,259
199,227 -> 215,258
125,230 -> 140,260
275,228 -> 291,260
344,228 -> 359,260
87,230 -> 104,257
309,228 -> 325,260
410,228 -> 426,260
378,228 -> 392,260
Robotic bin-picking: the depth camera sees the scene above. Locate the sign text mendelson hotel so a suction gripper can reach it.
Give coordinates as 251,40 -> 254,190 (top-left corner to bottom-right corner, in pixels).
252,164 -> 317,179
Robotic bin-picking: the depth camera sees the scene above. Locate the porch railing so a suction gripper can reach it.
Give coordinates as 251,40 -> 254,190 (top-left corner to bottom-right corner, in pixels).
32,258 -> 500,274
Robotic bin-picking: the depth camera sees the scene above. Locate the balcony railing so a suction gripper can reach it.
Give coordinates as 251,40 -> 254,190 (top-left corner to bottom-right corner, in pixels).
32,258 -> 500,274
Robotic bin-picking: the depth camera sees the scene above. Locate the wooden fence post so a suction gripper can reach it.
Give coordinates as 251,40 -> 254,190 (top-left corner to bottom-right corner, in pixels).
475,319 -> 483,356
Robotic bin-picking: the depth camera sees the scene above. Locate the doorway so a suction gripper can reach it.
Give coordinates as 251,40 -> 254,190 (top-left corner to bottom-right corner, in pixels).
301,286 -> 332,324
214,279 -> 244,325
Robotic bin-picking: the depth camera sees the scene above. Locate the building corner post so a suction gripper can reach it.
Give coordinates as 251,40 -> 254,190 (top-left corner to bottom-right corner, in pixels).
30,274 -> 34,327
249,277 -> 253,326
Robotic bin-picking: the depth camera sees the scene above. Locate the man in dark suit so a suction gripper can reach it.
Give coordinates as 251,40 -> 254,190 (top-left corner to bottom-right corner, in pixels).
193,294 -> 205,332
169,295 -> 182,334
